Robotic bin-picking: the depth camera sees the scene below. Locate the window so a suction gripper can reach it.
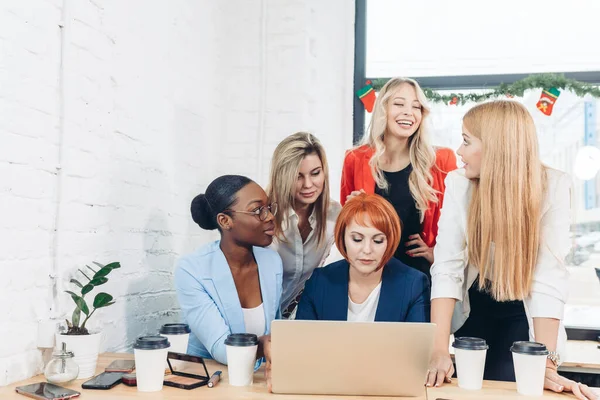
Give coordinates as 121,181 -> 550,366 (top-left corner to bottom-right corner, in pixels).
356,0 -> 600,330
366,0 -> 600,78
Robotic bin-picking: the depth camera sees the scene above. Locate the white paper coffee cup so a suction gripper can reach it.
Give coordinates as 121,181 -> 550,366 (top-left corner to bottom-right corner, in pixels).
453,337 -> 488,390
511,341 -> 549,396
225,333 -> 258,386
159,324 -> 190,370
133,335 -> 170,392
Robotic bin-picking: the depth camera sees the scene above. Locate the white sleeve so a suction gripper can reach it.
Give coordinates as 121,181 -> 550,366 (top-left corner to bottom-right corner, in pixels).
430,172 -> 469,301
524,172 -> 571,319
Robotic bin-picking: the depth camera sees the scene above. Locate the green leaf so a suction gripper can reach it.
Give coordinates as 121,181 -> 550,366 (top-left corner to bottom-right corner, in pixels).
79,299 -> 90,316
72,308 -> 81,327
104,262 -> 121,270
93,292 -> 114,308
81,284 -> 94,296
69,279 -> 84,289
65,290 -> 89,315
93,261 -> 120,270
93,266 -> 113,279
89,277 -> 108,286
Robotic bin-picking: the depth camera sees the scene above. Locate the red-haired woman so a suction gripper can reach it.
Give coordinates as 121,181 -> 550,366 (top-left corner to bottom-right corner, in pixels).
295,193 -> 430,322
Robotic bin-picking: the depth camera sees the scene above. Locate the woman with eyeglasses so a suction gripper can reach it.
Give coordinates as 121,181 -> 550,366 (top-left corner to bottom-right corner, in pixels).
266,133 -> 341,318
174,175 -> 282,365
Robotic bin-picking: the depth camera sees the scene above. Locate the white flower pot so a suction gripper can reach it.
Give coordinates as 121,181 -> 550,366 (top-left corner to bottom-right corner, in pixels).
56,332 -> 102,379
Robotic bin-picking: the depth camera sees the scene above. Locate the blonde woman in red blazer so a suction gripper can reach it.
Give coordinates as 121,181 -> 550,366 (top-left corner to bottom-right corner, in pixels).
341,77 -> 456,276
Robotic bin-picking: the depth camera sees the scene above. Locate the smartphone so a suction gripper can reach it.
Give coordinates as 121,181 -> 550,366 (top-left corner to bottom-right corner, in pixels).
81,372 -> 125,390
15,382 -> 80,400
105,359 -> 135,372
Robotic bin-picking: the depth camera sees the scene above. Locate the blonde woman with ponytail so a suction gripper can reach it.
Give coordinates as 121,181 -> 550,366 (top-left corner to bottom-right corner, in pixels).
427,101 -> 595,400
341,77 -> 457,277
267,133 -> 341,319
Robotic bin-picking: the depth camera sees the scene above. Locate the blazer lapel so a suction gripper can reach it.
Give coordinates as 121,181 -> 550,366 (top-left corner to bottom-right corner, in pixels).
255,247 -> 282,334
375,264 -> 405,322
324,262 -> 350,321
358,150 -> 376,194
210,244 -> 245,334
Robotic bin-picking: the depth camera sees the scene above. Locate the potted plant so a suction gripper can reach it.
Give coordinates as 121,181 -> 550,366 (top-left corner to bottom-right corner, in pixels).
56,261 -> 120,379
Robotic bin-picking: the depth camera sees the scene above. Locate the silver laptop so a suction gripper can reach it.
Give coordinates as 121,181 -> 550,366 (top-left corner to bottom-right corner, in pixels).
270,320 -> 435,397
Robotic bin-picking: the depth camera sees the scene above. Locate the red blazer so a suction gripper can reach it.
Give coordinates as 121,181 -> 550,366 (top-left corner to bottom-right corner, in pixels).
340,145 -> 457,248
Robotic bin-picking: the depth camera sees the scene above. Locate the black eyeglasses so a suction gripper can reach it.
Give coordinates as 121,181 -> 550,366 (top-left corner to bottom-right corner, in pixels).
226,203 -> 278,221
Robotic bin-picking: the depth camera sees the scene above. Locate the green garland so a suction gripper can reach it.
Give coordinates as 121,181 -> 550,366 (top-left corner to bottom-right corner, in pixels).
370,74 -> 600,105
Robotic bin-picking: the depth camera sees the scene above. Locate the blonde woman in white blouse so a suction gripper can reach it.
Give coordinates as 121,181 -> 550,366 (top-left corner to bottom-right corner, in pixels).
426,101 -> 595,400
267,133 -> 341,318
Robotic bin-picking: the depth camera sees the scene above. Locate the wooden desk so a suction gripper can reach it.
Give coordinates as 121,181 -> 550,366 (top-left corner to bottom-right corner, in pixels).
0,353 -> 592,399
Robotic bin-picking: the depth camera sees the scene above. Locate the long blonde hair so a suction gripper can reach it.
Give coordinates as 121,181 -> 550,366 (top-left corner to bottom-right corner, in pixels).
361,77 -> 437,221
464,101 -> 547,301
267,132 -> 331,246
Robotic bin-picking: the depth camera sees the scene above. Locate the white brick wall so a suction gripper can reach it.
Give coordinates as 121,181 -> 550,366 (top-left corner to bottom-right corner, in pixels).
0,0 -> 354,385
0,0 -> 63,386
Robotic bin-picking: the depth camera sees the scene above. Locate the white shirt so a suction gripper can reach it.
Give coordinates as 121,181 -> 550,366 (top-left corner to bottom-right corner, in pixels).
242,304 -> 266,337
271,201 -> 342,313
347,282 -> 382,322
430,168 -> 571,357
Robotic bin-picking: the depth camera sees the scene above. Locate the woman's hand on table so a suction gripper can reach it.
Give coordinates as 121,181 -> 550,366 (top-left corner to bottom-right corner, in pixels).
544,366 -> 598,400
426,349 -> 454,387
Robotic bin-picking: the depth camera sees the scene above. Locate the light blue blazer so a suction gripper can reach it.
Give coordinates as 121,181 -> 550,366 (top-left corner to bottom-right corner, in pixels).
174,240 -> 283,365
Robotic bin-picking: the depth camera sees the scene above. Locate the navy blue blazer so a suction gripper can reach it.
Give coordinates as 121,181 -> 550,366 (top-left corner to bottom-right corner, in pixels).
295,258 -> 430,322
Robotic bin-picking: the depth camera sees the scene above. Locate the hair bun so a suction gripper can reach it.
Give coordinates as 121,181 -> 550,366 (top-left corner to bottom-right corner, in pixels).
191,194 -> 218,230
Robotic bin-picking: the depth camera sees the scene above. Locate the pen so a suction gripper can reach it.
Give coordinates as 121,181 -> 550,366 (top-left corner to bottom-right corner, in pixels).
207,370 -> 222,388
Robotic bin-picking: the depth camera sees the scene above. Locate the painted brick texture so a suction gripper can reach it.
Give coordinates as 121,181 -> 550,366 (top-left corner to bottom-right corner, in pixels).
0,0 -> 353,385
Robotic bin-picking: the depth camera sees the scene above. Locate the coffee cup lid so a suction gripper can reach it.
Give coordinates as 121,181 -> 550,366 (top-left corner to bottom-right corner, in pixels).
452,337 -> 488,350
134,335 -> 170,350
159,323 -> 191,335
224,333 -> 258,347
510,341 -> 549,355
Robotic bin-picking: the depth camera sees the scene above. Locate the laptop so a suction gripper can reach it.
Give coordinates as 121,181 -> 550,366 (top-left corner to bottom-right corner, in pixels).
270,320 -> 435,397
